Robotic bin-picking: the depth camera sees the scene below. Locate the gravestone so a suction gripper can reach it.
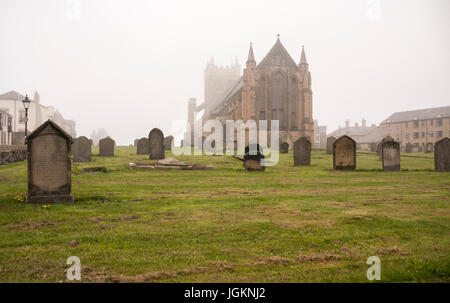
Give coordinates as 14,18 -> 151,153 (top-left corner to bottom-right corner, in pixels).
134,139 -> 138,147
382,140 -> 400,171
243,144 -> 265,171
149,128 -> 165,159
434,137 -> 450,171
326,137 -> 336,154
280,142 -> 289,154
405,143 -> 413,153
99,137 -> 115,157
164,136 -> 174,151
293,137 -> 311,166
26,120 -> 74,203
425,142 -> 433,153
137,137 -> 150,155
377,136 -> 394,160
370,143 -> 377,153
333,135 -> 356,170
72,136 -> 92,162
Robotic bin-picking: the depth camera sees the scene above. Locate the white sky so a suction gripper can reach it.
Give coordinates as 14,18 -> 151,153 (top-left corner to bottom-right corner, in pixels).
1,0 -> 449,145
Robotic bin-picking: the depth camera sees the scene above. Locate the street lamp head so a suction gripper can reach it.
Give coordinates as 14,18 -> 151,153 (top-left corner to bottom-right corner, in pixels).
22,94 -> 31,110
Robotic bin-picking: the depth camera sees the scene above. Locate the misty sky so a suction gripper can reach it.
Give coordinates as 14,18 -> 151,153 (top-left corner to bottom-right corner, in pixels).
1,0 -> 449,145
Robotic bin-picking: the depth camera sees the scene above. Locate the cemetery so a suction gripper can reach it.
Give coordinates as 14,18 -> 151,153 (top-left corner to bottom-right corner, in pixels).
0,125 -> 448,282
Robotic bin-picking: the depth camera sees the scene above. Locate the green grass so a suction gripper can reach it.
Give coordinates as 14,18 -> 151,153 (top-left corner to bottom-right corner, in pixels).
0,146 -> 448,282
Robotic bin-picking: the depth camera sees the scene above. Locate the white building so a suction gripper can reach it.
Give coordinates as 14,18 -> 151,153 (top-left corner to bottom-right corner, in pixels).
0,90 -> 76,145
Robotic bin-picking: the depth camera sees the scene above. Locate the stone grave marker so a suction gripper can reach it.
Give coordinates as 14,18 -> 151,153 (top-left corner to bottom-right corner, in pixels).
326,137 -> 336,154
333,135 -> 356,170
294,137 -> 311,166
149,128 -> 165,159
26,120 -> 74,203
164,136 -> 174,151
243,144 -> 265,171
434,137 -> 450,171
137,137 -> 150,155
99,137 -> 115,157
382,140 -> 400,171
72,136 -> 92,162
280,142 -> 289,154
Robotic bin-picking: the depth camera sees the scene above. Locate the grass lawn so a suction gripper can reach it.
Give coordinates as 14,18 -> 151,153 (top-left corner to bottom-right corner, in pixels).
0,146 -> 449,282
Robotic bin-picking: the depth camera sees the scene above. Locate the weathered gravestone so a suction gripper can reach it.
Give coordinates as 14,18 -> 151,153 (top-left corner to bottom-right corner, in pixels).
134,139 -> 139,147
164,136 -> 174,151
434,137 -> 450,172
72,136 -> 92,162
280,142 -> 289,154
149,128 -> 165,159
137,137 -> 150,155
294,137 -> 311,166
326,137 -> 336,154
405,143 -> 413,153
243,144 -> 265,171
333,135 -> 356,170
99,137 -> 115,157
377,136 -> 394,160
26,120 -> 74,203
382,140 -> 400,171
425,142 -> 433,153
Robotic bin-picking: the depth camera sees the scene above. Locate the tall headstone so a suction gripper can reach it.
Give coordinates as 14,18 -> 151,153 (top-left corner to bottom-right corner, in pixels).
99,137 -> 115,157
137,137 -> 150,155
294,137 -> 311,166
382,140 -> 400,171
333,135 -> 356,170
370,143 -> 377,153
425,142 -> 433,154
26,120 -> 74,203
377,136 -> 394,160
243,144 -> 265,171
434,137 -> 450,172
326,137 -> 336,154
149,128 -> 165,159
405,143 -> 413,153
164,136 -> 174,151
280,142 -> 289,154
72,136 -> 92,162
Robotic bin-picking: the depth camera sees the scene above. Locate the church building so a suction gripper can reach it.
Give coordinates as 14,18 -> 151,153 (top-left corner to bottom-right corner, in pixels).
188,36 -> 314,148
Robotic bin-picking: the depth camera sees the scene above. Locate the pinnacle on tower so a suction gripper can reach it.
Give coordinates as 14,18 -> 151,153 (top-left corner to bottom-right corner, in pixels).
247,42 -> 255,64
299,45 -> 308,65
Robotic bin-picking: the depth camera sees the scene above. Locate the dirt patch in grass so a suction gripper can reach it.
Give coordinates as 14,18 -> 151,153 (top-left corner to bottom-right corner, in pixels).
258,256 -> 291,265
296,254 -> 341,263
377,248 -> 410,256
7,220 -> 63,231
111,215 -> 139,221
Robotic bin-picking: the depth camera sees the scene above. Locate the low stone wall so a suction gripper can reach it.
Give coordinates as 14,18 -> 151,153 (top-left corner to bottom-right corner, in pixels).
0,147 -> 27,165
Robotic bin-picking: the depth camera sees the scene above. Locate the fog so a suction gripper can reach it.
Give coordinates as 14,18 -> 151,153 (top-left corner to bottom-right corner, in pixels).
1,0 -> 449,145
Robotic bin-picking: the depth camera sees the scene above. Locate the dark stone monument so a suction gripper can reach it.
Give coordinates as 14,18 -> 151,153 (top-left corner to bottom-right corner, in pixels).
370,142 -> 377,152
26,120 -> 74,204
280,142 -> 289,154
326,137 -> 336,154
333,135 -> 356,170
293,137 -> 311,166
149,128 -> 165,159
434,137 -> 450,172
72,136 -> 92,162
243,144 -> 265,171
99,137 -> 115,157
382,140 -> 400,171
377,136 -> 394,160
405,143 -> 413,153
425,142 -> 433,153
137,137 -> 150,155
164,136 -> 174,151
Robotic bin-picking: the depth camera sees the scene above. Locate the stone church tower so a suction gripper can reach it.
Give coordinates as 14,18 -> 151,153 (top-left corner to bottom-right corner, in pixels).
188,36 -> 314,147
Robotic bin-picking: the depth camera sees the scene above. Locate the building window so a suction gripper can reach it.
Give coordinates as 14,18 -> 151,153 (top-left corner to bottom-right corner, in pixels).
437,119 -> 442,127
405,133 -> 409,139
7,116 -> 12,133
405,122 -> 408,128
19,110 -> 26,123
430,120 -> 434,126
421,132 -> 425,138
430,132 -> 434,137
413,132 -> 419,139
272,73 -> 284,129
421,121 -> 425,127
413,121 -> 419,128
0,113 -> 3,131
291,79 -> 296,129
437,131 -> 443,138
259,78 -> 266,120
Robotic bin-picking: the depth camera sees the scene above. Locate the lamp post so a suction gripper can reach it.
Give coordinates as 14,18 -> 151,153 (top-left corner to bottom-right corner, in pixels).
22,94 -> 31,137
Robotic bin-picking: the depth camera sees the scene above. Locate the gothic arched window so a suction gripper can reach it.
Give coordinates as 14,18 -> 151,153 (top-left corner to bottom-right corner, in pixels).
259,78 -> 266,120
291,78 -> 297,129
272,73 -> 284,129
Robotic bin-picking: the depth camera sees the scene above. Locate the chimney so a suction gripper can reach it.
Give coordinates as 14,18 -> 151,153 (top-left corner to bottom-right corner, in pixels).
362,118 -> 366,128
345,120 -> 350,128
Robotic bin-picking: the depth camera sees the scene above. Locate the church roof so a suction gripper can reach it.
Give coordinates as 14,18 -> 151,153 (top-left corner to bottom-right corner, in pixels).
0,90 -> 27,101
380,106 -> 450,124
257,36 -> 298,69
